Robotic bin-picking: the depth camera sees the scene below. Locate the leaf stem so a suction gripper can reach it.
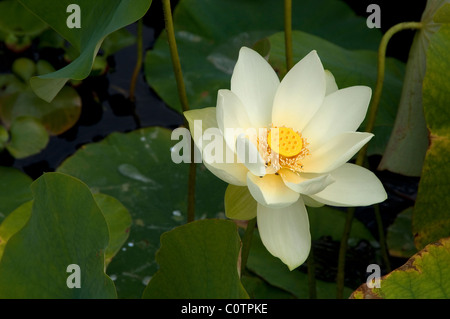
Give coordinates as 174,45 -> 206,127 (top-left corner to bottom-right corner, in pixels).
162,0 -> 196,222
129,18 -> 143,102
336,21 -> 422,299
356,21 -> 422,166
284,0 -> 294,70
240,218 -> 257,275
162,0 -> 190,113
374,203 -> 391,272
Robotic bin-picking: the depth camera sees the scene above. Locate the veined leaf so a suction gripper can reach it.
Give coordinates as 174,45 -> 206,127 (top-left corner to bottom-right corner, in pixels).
142,219 -> 248,299
0,173 -> 117,298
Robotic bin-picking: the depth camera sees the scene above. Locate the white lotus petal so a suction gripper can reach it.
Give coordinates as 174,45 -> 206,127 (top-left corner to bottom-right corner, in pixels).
310,163 -> 387,206
184,107 -> 218,147
236,134 -> 266,177
303,86 -> 372,149
247,172 -> 299,208
302,132 -> 373,173
325,70 -> 338,96
231,47 -> 280,128
279,168 -> 335,195
216,89 -> 252,152
272,50 -> 326,132
257,198 -> 311,270
203,159 -> 248,187
184,107 -> 248,186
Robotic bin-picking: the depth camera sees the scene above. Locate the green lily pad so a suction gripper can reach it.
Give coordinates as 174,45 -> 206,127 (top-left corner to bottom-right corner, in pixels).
378,0 -> 449,176
351,237 -> 450,299
0,193 -> 131,269
0,173 -> 117,298
12,58 -> 36,82
145,0 -> 382,113
1,60 -> 82,136
413,23 -> 450,250
0,201 -> 32,261
0,167 -> 33,222
57,127 -> 228,298
5,116 -> 49,159
142,219 -> 248,299
1,86 -> 82,136
267,30 -> 405,156
94,193 -> 132,267
18,0 -> 153,102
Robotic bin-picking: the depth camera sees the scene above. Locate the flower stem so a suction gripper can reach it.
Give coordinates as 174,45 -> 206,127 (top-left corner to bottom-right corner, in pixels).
240,218 -> 257,275
162,0 -> 196,222
284,0 -> 294,71
336,21 -> 422,299
129,18 -> 143,102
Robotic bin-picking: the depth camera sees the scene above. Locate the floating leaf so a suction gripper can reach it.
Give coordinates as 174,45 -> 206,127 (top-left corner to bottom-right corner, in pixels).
0,201 -> 32,260
145,0 -> 382,113
413,23 -> 450,249
0,86 -> 82,136
0,173 -> 117,298
0,167 -> 32,222
18,0 -> 153,102
351,237 -> 450,299
142,219 -> 248,299
5,116 -> 49,159
0,193 -> 131,269
12,58 -> 36,82
57,127 -> 228,298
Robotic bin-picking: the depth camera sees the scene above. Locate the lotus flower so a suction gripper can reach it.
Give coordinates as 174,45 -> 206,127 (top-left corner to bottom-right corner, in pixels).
184,47 -> 387,270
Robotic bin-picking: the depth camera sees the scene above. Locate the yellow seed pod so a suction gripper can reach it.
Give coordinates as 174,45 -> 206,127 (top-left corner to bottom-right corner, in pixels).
268,127 -> 303,158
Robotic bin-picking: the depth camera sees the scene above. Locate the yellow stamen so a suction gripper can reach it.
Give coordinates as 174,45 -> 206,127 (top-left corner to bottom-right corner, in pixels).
268,127 -> 303,157
257,125 -> 309,173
